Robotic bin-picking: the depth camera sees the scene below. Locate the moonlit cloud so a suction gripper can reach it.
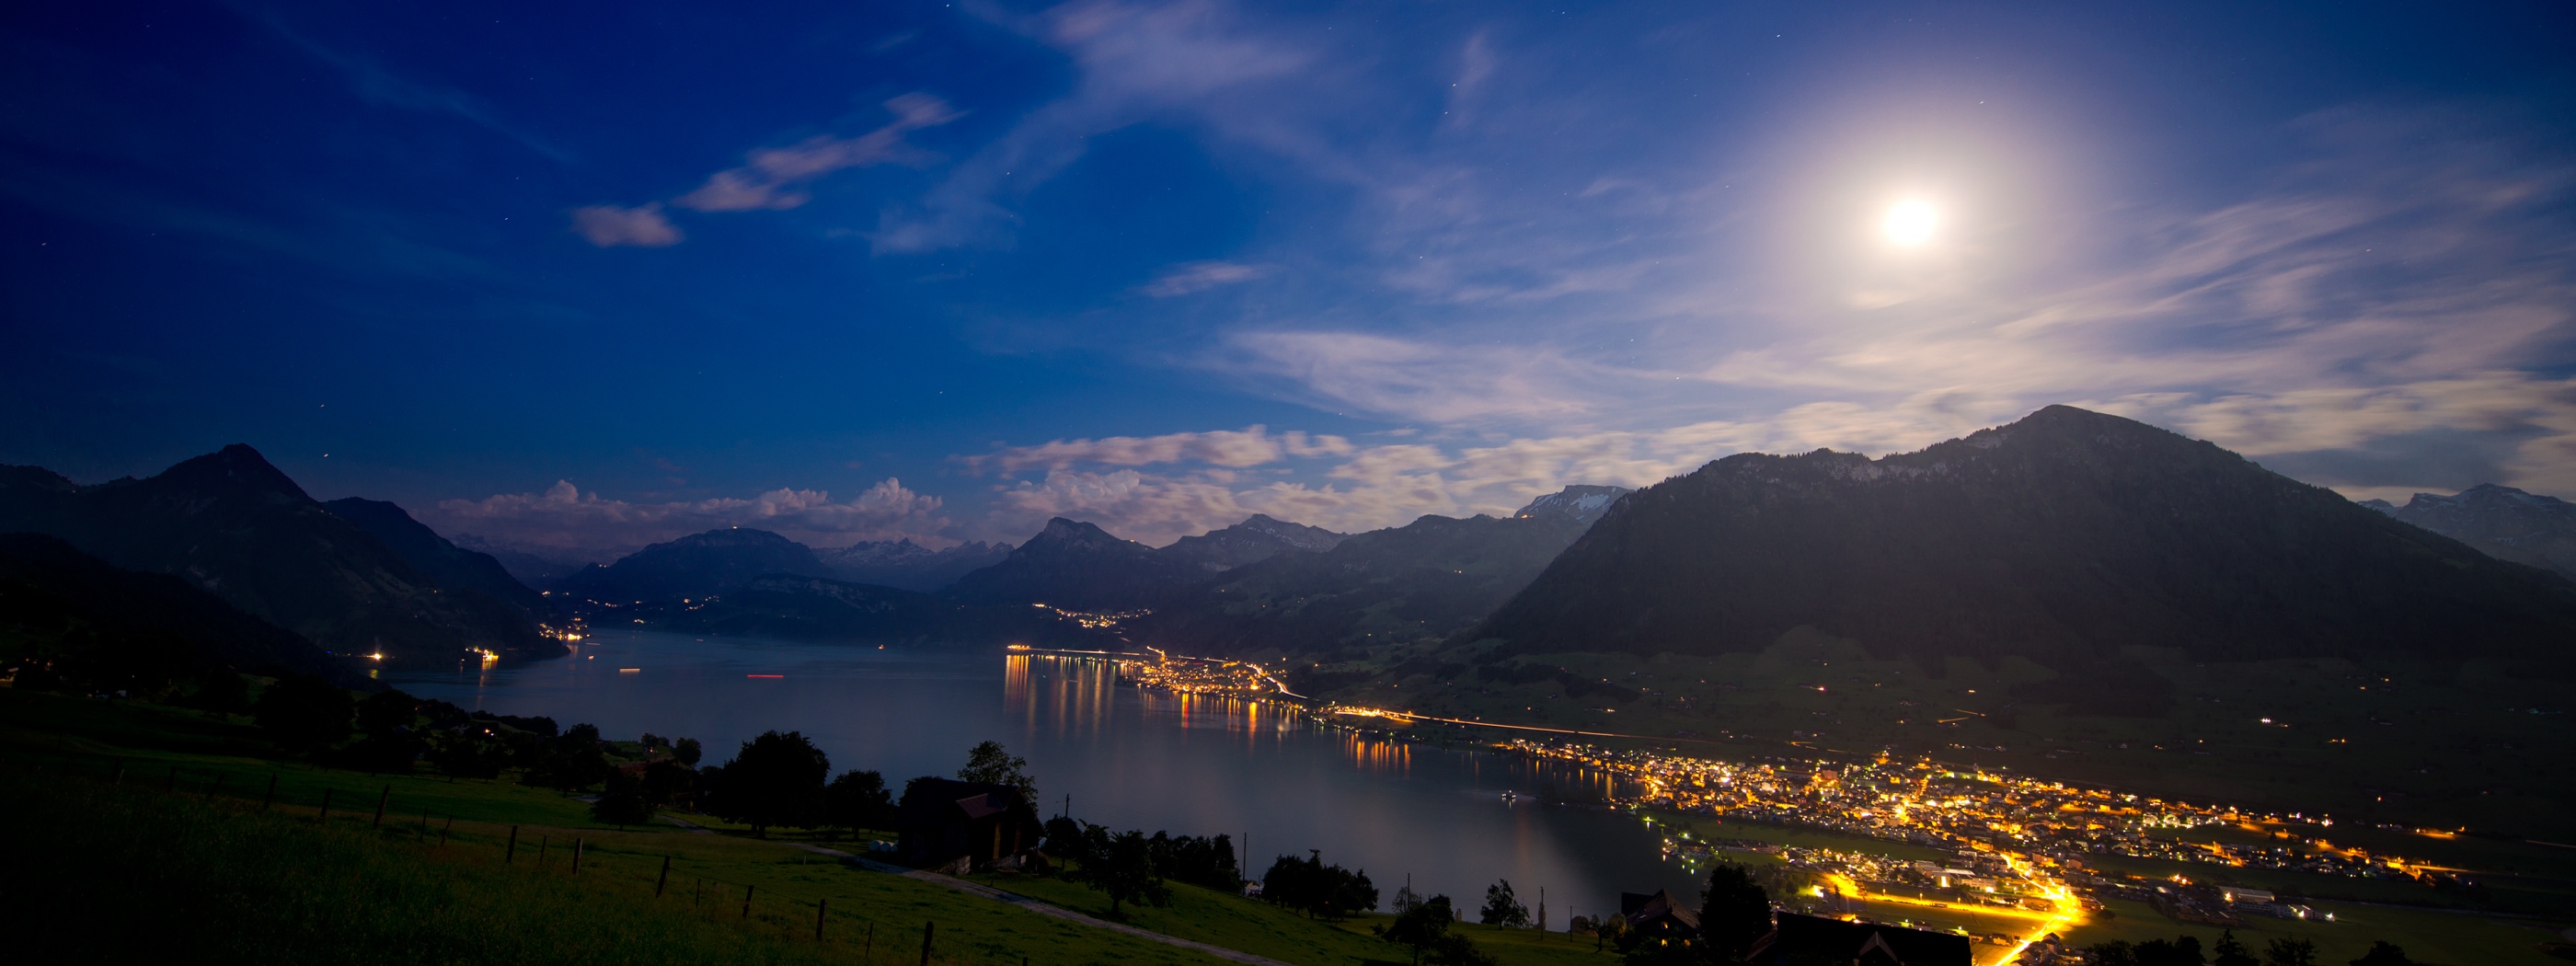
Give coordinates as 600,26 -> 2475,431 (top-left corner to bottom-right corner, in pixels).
569,203 -> 683,247
1138,260 -> 1271,296
429,477 -> 950,558
966,424 -> 1351,473
673,94 -> 961,212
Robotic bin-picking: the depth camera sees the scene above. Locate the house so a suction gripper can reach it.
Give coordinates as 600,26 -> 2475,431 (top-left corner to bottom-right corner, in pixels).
894,778 -> 1045,873
1743,913 -> 1972,966
1619,890 -> 1702,939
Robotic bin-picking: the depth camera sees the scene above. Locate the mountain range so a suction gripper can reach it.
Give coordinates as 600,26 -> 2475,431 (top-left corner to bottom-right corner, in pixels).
0,445 -> 558,671
1474,405 -> 2576,670
2363,483 -> 2576,582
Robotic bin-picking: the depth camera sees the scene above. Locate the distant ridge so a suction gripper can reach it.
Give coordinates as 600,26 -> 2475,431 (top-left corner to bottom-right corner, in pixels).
1133,486 -> 1631,655
944,518 -> 1202,611
1473,406 -> 2576,670
557,527 -> 832,603
813,538 -> 1012,592
1160,514 -> 1347,572
2364,483 -> 2576,582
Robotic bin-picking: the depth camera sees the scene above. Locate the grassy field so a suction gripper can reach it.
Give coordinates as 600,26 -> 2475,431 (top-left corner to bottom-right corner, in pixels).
0,688 -> 1608,966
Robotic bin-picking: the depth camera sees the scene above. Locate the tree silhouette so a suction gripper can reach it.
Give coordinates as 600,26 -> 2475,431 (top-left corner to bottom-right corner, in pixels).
253,674 -> 352,753
2264,937 -> 2319,966
2214,930 -> 2259,966
1479,880 -> 1529,927
822,769 -> 895,835
1073,829 -> 1172,915
592,770 -> 654,829
956,741 -> 1037,800
1378,894 -> 1456,966
1697,861 -> 1772,958
702,730 -> 830,836
2348,941 -> 2415,966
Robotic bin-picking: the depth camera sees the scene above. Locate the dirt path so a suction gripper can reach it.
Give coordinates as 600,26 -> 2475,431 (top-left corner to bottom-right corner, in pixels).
653,816 -> 1295,966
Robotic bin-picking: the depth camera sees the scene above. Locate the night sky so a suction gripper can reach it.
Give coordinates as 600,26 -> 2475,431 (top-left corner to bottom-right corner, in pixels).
5,1 -> 2572,559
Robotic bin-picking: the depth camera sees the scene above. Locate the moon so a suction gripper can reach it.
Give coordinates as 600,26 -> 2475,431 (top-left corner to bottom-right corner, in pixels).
1881,200 -> 1938,247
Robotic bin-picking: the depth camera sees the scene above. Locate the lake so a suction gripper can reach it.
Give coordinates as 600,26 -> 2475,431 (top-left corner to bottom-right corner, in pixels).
388,629 -> 1709,924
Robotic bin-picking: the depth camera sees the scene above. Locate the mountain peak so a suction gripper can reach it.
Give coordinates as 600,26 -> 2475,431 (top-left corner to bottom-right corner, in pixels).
1513,485 -> 1633,526
2374,482 -> 2576,581
155,443 -> 311,501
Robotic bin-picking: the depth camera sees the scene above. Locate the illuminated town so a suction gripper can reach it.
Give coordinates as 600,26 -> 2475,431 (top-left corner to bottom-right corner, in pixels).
1098,649 -> 2452,965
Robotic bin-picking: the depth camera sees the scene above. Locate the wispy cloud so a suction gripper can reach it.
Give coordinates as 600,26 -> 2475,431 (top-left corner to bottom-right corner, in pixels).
429,477 -> 949,558
1137,260 -> 1271,296
965,424 -> 1350,473
569,203 -> 684,247
674,94 -> 962,212
572,94 -> 961,247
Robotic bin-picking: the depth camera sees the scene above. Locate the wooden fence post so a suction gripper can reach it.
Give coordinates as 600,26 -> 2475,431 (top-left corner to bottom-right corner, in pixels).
373,785 -> 390,828
865,924 -> 874,960
742,884 -> 755,919
317,788 -> 333,823
206,774 -> 224,800
506,824 -> 519,863
656,856 -> 671,897
573,837 -> 583,874
261,773 -> 277,811
920,920 -> 935,966
112,757 -> 124,785
538,835 -> 548,868
815,898 -> 827,941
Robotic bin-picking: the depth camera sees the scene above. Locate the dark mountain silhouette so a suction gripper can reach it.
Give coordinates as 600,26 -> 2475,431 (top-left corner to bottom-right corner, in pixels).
323,498 -> 549,615
1133,487 -> 1630,655
0,533 -> 347,690
0,445 -> 557,669
944,518 -> 1204,611
2363,483 -> 2576,582
557,528 -> 832,603
813,538 -> 1013,592
1160,514 -> 1348,572
1473,406 -> 2576,674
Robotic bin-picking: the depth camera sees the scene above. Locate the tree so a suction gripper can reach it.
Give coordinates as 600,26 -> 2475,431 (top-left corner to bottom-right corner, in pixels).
1378,893 -> 1455,966
640,758 -> 695,806
253,674 -> 354,753
673,737 -> 702,766
1431,933 -> 1499,966
1072,829 -> 1173,915
429,731 -> 504,780
2349,941 -> 2415,966
2265,937 -> 2320,966
2214,930 -> 2260,966
1479,880 -> 1530,927
701,730 -> 830,835
2138,937 -> 2205,966
2088,941 -> 2138,966
957,740 -> 1037,800
822,769 -> 895,836
1260,853 -> 1378,919
592,770 -> 654,829
355,689 -> 419,735
1697,861 -> 1773,957
523,726 -> 611,793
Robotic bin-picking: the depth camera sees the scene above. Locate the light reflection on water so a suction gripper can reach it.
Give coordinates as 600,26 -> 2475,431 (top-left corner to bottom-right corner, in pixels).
389,631 -> 1701,917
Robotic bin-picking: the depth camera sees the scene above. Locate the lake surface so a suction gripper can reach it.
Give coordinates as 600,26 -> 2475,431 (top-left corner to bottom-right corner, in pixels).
389,629 -> 1707,922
